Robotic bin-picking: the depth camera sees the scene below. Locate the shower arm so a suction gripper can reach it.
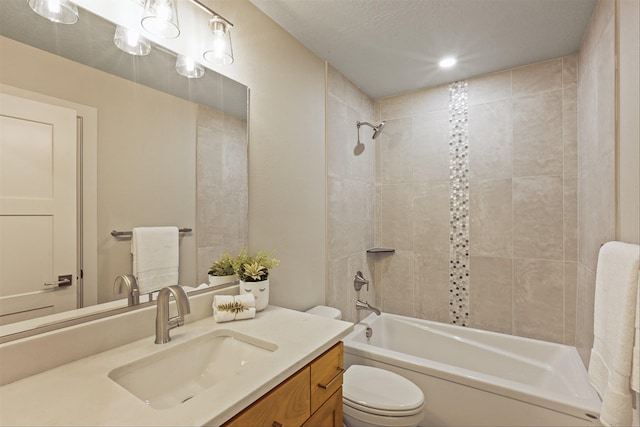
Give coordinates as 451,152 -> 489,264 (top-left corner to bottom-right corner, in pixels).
357,121 -> 375,130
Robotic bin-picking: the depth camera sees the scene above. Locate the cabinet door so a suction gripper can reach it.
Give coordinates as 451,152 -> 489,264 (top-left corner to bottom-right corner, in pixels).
303,389 -> 343,427
224,367 -> 310,427
310,342 -> 344,413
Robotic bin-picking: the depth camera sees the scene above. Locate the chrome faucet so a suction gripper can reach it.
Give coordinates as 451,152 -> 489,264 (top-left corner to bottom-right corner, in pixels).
155,285 -> 191,344
113,274 -> 140,306
356,299 -> 381,316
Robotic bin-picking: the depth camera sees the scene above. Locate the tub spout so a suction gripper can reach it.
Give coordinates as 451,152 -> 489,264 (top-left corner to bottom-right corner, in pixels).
356,299 -> 381,316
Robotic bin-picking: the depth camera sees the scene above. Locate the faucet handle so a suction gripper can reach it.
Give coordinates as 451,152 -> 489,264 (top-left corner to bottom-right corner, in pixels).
354,271 -> 369,292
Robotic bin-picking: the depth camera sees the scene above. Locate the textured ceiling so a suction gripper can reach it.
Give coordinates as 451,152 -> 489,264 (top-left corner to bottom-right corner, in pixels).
249,0 -> 597,99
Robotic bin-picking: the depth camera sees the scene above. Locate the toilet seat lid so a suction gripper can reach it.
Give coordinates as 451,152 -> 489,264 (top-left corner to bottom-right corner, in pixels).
343,365 -> 424,415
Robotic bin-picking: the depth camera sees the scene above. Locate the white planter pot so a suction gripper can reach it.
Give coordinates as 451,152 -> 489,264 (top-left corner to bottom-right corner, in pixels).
239,279 -> 269,311
208,274 -> 236,287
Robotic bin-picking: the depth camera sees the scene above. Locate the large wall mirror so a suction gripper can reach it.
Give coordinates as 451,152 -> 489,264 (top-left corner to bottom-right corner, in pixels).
0,0 -> 248,341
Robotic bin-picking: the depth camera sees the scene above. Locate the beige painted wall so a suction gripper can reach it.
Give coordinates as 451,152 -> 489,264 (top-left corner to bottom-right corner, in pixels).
201,1 -> 327,310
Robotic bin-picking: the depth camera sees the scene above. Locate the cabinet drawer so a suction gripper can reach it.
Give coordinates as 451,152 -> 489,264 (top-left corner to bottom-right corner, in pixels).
310,342 -> 344,413
224,367 -> 311,427
303,388 -> 343,427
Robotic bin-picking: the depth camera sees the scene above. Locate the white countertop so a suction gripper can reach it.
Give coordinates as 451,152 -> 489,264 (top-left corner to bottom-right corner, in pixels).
0,306 -> 353,426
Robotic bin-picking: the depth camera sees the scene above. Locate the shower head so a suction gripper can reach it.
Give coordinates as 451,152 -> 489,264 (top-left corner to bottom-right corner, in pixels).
372,121 -> 385,139
357,120 -> 386,140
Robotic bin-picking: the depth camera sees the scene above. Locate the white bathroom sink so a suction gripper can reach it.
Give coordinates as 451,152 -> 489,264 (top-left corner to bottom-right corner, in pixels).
108,329 -> 278,409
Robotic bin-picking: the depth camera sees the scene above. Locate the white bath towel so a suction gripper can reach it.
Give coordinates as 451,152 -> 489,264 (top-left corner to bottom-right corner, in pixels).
632,279 -> 640,394
588,241 -> 640,427
212,294 -> 256,323
131,226 -> 179,295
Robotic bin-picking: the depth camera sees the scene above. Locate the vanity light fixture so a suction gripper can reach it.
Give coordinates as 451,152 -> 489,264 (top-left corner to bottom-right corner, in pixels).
141,0 -> 180,39
28,0 -> 78,24
438,56 -> 457,69
114,25 -> 151,56
203,15 -> 234,65
175,54 -> 205,78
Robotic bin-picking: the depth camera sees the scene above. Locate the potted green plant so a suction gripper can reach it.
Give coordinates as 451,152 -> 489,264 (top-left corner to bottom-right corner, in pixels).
232,248 -> 279,311
207,252 -> 237,287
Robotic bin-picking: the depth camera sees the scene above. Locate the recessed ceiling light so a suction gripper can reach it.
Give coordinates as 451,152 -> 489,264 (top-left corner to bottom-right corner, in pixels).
439,57 -> 457,69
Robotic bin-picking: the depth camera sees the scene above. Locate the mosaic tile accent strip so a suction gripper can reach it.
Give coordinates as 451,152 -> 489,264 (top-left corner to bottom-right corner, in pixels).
448,81 -> 470,326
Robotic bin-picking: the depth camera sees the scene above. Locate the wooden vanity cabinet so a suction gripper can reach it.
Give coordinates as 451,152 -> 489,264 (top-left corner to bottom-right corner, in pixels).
224,342 -> 344,427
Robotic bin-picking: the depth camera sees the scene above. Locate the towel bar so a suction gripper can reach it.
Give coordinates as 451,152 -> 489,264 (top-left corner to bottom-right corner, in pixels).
111,228 -> 192,238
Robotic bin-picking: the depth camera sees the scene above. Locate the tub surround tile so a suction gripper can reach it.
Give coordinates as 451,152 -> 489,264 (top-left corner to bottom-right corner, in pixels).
563,85 -> 578,176
196,106 -> 247,283
513,258 -> 564,343
414,251 -> 450,323
379,184 -> 415,251
377,92 -> 415,120
330,55 -> 579,345
327,94 -> 348,179
596,18 -> 616,160
412,110 -> 450,182
512,90 -> 563,177
412,84 -> 450,116
377,117 -> 413,184
563,174 -> 578,262
469,256 -> 513,335
469,100 -> 513,180
562,55 -> 578,88
414,181 -> 450,255
513,176 -> 564,260
564,262 -> 578,346
376,250 -> 415,318
576,265 -> 597,366
512,58 -> 563,97
468,70 -> 512,106
469,178 -> 513,258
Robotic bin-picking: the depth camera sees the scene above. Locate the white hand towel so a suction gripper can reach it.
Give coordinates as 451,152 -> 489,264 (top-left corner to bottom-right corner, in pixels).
212,294 -> 257,323
235,307 -> 256,320
588,241 -> 640,427
235,293 -> 256,308
131,226 -> 179,294
212,295 -> 236,323
233,294 -> 256,320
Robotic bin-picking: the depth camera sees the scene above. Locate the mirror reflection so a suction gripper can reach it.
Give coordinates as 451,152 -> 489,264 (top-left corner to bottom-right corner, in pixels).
0,0 -> 248,338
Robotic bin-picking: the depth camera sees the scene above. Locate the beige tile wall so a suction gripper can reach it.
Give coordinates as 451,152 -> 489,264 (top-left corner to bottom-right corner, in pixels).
371,56 -> 578,344
575,0 -> 616,364
326,66 -> 376,323
196,106 -> 248,284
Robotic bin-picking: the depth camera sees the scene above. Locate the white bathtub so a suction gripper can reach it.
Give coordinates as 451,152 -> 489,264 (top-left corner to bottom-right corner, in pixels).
343,312 -> 601,427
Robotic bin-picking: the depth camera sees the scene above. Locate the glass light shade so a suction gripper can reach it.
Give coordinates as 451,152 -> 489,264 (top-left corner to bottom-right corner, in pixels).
114,26 -> 151,56
203,18 -> 233,66
175,55 -> 205,78
141,0 -> 180,39
28,0 -> 78,24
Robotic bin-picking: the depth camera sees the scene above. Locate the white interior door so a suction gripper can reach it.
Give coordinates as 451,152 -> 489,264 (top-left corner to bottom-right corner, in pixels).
0,93 -> 77,325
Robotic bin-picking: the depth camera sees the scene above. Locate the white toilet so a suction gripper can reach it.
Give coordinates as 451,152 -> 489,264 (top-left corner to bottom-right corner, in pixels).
305,306 -> 425,427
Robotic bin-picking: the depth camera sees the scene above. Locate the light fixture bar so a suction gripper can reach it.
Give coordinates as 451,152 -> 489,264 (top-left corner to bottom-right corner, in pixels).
189,0 -> 233,28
